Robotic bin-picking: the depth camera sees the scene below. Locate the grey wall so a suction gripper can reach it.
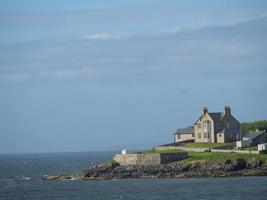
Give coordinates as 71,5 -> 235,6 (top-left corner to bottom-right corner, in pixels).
113,152 -> 188,165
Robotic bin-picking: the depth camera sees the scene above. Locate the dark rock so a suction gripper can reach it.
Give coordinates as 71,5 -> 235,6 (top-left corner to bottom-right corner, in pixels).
42,159 -> 267,181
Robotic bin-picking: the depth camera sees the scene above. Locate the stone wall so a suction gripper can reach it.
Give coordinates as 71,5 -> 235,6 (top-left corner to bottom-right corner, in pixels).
113,152 -> 188,166
156,146 -> 208,152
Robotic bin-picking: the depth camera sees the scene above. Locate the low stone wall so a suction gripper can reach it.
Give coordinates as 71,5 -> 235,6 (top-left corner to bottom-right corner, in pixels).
113,154 -> 138,165
211,149 -> 259,154
155,145 -> 259,154
113,152 -> 188,166
155,146 -> 208,152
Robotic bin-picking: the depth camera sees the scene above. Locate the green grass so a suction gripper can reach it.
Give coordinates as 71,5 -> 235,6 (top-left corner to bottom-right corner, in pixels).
142,148 -> 185,154
242,147 -> 257,151
183,152 -> 267,162
143,148 -> 267,163
184,142 -> 235,148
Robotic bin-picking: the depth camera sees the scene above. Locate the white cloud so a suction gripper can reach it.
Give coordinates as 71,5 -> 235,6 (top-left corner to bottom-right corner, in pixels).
85,32 -> 130,41
161,15 -> 267,34
161,18 -> 209,33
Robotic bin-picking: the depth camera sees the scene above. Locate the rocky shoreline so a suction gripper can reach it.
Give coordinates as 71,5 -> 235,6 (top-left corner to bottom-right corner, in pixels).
43,158 -> 267,180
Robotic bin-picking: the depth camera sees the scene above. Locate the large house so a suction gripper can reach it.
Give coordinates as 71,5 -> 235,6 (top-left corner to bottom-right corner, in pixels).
173,106 -> 241,143
194,106 -> 240,143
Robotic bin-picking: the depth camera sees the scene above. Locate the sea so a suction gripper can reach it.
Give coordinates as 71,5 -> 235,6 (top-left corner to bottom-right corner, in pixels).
0,152 -> 267,200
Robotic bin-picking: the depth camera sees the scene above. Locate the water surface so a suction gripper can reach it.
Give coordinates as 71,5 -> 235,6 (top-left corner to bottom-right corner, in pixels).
0,152 -> 266,200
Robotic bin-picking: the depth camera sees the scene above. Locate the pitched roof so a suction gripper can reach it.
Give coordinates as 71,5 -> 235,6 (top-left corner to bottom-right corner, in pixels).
243,130 -> 265,140
217,128 -> 225,134
208,112 -> 223,122
174,126 -> 194,135
194,112 -> 223,124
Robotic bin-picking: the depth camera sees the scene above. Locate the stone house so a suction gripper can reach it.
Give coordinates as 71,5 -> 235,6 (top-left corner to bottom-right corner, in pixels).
194,106 -> 240,143
174,126 -> 194,143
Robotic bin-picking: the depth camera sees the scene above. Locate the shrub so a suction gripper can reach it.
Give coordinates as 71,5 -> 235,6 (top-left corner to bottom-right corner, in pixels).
259,150 -> 267,154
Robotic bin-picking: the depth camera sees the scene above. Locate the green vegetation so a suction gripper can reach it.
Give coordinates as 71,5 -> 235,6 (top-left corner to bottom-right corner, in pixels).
184,142 -> 235,148
184,152 -> 267,162
259,150 -> 267,154
242,147 -> 257,151
142,148 -> 185,154
103,160 -> 119,168
240,120 -> 267,133
146,148 -> 267,163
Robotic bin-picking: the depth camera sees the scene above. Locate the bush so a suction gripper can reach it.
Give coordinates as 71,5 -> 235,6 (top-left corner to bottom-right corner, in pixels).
259,150 -> 267,154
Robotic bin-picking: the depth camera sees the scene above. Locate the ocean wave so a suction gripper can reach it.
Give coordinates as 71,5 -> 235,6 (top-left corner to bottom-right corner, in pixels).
0,176 -> 32,181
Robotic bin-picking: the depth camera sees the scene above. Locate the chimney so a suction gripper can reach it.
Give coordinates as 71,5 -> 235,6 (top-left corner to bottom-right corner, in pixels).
224,106 -> 231,116
203,107 -> 208,115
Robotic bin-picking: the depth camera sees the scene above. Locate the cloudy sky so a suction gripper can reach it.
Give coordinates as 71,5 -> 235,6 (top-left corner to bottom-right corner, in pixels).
0,0 -> 267,154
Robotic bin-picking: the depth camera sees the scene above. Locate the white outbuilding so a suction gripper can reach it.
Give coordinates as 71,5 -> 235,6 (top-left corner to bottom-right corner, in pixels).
258,143 -> 267,151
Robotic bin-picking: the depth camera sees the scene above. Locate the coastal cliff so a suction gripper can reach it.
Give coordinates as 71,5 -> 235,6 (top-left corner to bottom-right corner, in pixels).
44,158 -> 267,180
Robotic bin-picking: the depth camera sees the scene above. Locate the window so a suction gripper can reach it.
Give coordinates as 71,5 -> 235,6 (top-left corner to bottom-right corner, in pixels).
197,123 -> 201,128
177,134 -> 181,139
204,133 -> 209,139
203,121 -> 211,133
198,133 -> 201,139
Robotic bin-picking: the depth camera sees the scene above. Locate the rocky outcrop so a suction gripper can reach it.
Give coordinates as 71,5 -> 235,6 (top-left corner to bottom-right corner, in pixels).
42,159 -> 267,180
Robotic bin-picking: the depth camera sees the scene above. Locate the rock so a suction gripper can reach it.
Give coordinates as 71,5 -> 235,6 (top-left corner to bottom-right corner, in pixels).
42,159 -> 267,181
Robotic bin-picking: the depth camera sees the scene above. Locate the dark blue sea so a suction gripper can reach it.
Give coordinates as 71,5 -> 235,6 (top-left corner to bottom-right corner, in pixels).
0,152 -> 267,200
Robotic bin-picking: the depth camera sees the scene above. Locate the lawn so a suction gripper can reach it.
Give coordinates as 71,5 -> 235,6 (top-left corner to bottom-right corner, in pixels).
144,148 -> 267,163
142,148 -> 185,154
242,147 -> 257,151
184,142 -> 235,148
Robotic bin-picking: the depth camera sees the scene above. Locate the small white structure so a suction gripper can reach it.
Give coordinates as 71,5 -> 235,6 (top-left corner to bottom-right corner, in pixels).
236,140 -> 251,148
121,149 -> 127,155
258,143 -> 267,151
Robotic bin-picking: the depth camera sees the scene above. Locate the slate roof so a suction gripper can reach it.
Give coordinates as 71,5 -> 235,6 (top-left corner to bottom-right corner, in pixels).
174,126 -> 194,135
243,130 -> 265,140
195,112 -> 224,124
217,128 -> 225,134
208,112 -> 223,122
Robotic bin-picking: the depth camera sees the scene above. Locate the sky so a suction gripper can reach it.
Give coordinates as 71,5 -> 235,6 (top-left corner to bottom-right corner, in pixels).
0,0 -> 267,154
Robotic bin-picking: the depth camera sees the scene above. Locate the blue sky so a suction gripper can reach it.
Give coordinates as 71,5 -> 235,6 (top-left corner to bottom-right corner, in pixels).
0,0 -> 267,154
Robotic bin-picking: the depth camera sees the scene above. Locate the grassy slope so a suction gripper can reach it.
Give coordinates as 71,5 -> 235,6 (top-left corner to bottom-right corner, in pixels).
143,148 -> 185,154
185,152 -> 267,162
243,147 -> 258,151
184,142 -> 235,148
147,148 -> 267,163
